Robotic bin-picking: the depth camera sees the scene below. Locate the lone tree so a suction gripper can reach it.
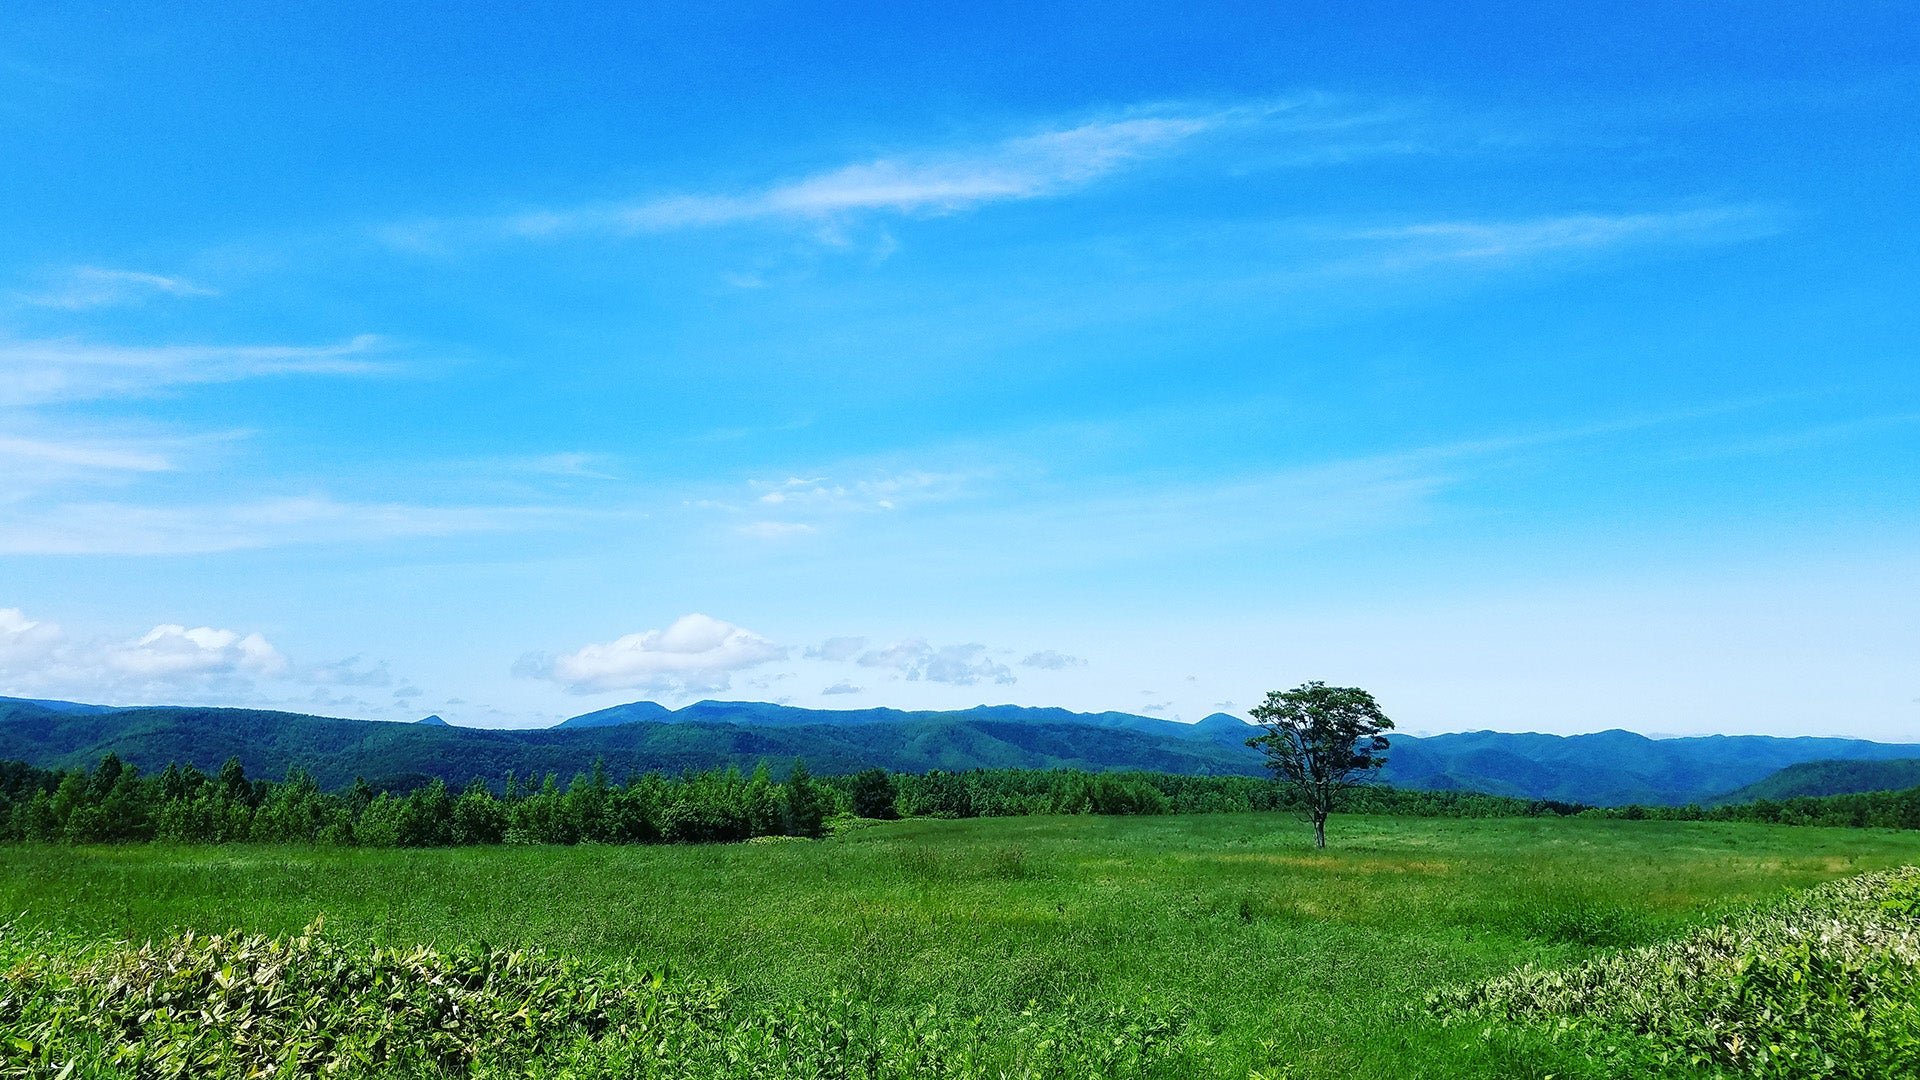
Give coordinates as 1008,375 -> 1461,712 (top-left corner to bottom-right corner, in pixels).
1246,682 -> 1393,849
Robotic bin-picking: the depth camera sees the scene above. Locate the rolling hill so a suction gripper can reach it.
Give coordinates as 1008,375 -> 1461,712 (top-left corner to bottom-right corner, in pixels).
5,695 -> 1917,806
1709,758 -> 1920,804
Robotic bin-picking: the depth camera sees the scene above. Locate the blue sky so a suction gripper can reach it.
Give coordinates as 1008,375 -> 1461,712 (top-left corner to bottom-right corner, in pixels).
1,2 -> 1915,737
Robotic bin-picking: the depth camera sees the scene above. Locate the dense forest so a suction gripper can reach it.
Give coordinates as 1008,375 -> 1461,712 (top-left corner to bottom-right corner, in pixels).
0,754 -> 1589,847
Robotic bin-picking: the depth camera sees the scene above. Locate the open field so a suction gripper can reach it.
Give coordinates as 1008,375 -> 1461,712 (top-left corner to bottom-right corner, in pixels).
5,814 -> 1920,1078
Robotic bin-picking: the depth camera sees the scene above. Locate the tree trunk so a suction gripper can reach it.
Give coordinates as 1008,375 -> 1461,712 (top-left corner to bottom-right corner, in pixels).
1312,814 -> 1326,849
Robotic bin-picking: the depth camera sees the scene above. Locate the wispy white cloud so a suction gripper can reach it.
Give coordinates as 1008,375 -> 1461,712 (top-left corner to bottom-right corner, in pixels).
968,453 -> 1453,565
694,469 -> 973,539
519,613 -> 788,695
1349,206 -> 1779,269
0,334 -> 386,406
18,266 -> 218,310
704,471 -> 971,540
845,406 -> 1760,576
1671,411 -> 1920,462
391,97 -> 1408,247
857,640 -> 1016,686
738,520 -> 817,539
0,495 -> 555,555
0,434 -> 173,474
520,452 -> 621,480
751,471 -> 957,511
509,113 -> 1227,238
821,680 -> 863,696
301,655 -> 395,688
0,426 -> 260,508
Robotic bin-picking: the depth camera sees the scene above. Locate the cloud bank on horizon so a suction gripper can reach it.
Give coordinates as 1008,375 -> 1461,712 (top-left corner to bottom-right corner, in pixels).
0,4 -> 1915,738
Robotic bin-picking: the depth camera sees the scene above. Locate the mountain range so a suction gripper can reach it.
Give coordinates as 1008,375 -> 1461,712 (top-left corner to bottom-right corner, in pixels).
3,695 -> 1917,807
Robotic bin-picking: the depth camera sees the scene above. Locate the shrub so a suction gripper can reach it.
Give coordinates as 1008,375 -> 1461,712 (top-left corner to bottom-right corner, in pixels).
1428,866 -> 1920,1078
0,922 -> 1202,1079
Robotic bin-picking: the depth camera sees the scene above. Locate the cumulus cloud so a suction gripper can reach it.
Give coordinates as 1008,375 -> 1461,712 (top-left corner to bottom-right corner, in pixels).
0,608 -> 64,675
1020,650 -> 1086,670
0,605 -> 299,696
0,608 -> 451,720
107,624 -> 287,680
821,681 -> 863,696
522,614 -> 788,695
805,636 -> 867,662
857,640 -> 1016,686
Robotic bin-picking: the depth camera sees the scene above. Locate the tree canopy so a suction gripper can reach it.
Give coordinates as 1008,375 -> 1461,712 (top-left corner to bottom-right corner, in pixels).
1246,682 -> 1393,848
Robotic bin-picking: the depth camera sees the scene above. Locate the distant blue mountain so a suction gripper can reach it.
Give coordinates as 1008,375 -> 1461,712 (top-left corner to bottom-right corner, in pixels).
555,700 -> 677,727
1382,729 -> 1920,807
6,694 -> 1917,807
416,714 -> 451,726
0,696 -> 1258,790
557,699 -> 1253,743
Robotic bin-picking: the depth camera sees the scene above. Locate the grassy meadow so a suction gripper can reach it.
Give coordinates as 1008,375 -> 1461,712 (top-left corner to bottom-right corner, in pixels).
5,813 -> 1920,1078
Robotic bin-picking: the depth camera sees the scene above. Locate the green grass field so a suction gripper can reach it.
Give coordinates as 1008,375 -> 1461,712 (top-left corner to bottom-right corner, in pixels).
5,813 -> 1919,1078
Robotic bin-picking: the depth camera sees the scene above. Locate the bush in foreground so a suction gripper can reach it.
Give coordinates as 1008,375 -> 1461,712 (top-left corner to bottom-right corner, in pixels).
0,921 -> 1201,1079
1427,866 -> 1920,1078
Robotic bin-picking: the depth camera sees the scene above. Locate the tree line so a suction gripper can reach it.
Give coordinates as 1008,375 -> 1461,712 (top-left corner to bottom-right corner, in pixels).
0,753 -> 1595,847
1579,788 -> 1920,830
9,752 -> 1914,849
0,755 -> 833,846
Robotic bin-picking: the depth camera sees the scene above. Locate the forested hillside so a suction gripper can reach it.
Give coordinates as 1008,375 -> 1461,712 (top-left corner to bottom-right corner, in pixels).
0,698 -> 1262,791
1710,758 -> 1920,804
